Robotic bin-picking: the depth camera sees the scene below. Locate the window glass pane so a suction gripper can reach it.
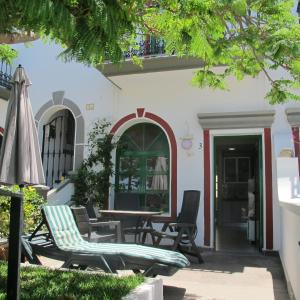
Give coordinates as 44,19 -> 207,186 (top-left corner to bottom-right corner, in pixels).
118,175 -> 141,191
224,158 -> 236,182
146,175 -> 168,191
146,157 -> 157,172
148,135 -> 169,152
126,125 -> 143,149
144,125 -> 161,149
144,193 -> 169,213
120,157 -> 140,172
238,158 -> 250,182
122,139 -> 140,151
147,157 -> 168,172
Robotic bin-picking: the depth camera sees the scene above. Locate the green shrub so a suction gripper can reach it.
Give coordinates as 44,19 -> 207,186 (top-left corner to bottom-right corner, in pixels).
0,186 -> 45,239
71,119 -> 118,208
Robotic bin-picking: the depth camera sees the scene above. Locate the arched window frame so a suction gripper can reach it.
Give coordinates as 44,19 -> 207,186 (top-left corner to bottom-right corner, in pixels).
111,109 -> 177,221
115,123 -> 170,214
35,91 -> 85,172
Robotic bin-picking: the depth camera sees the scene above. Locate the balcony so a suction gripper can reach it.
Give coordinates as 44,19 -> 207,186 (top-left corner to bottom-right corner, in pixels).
100,37 -> 204,77
0,60 -> 12,101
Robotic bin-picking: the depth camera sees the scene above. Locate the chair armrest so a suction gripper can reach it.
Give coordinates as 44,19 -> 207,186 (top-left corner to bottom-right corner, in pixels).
89,221 -> 121,228
89,218 -> 98,223
168,222 -> 195,228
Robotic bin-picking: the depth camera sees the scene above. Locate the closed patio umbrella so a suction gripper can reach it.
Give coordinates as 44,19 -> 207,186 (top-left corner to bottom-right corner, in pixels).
0,65 -> 45,300
151,156 -> 168,191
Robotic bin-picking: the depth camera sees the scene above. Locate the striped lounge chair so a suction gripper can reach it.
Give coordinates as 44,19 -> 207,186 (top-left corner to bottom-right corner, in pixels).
22,205 -> 189,277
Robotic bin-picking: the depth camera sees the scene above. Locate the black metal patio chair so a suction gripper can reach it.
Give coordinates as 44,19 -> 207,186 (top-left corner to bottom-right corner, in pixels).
114,192 -> 146,242
152,190 -> 204,263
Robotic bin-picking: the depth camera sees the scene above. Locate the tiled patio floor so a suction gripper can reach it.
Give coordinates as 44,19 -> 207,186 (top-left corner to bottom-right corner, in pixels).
162,251 -> 290,300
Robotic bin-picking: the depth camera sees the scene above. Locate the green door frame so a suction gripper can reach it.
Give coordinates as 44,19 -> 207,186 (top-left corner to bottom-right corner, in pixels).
258,135 -> 264,250
213,134 -> 264,250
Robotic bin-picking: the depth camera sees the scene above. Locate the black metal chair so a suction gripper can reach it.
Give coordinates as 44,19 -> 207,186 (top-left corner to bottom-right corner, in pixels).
114,192 -> 146,242
152,190 -> 203,263
71,206 -> 122,243
85,200 -> 100,221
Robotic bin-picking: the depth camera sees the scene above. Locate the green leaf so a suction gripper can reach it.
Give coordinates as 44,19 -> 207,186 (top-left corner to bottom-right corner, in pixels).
291,59 -> 300,75
232,0 -> 247,16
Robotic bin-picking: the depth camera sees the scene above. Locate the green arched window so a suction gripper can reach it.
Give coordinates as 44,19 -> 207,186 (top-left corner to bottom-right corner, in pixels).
115,123 -> 170,213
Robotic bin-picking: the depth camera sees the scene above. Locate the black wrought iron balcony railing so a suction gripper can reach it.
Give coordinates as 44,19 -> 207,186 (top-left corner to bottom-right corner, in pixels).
123,38 -> 166,59
101,36 -> 203,77
0,60 -> 12,90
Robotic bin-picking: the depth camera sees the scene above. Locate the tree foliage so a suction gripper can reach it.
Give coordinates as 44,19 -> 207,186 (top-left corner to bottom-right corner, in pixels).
142,0 -> 300,104
1,0 -> 300,103
0,0 -> 144,64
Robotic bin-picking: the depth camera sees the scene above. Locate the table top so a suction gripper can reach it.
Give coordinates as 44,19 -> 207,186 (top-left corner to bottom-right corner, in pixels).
99,210 -> 161,217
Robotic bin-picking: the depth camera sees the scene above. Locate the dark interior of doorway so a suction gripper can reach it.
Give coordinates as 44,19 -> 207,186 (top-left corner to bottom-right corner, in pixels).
214,135 -> 262,253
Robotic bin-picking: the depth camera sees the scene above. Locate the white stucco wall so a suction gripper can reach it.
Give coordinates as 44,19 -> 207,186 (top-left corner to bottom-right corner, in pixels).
10,40 -> 119,143
2,41 -> 300,250
280,208 -> 300,300
277,158 -> 300,300
110,69 -> 300,248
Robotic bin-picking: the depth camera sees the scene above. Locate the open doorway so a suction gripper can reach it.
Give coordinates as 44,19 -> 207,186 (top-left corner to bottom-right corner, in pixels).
214,135 -> 263,252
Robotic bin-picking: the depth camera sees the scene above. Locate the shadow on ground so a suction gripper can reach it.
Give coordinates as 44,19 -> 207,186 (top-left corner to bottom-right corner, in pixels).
162,251 -> 289,300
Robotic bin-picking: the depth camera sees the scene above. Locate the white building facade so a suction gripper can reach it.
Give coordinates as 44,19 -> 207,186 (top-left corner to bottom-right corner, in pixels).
0,36 -> 300,298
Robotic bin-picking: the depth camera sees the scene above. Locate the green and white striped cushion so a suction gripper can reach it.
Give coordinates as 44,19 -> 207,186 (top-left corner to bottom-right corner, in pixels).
43,205 -> 189,268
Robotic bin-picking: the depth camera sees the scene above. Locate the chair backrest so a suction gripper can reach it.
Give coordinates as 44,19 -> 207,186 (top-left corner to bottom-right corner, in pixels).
42,205 -> 83,248
177,190 -> 201,225
71,206 -> 90,235
114,193 -> 140,211
85,200 -> 100,219
114,193 -> 141,228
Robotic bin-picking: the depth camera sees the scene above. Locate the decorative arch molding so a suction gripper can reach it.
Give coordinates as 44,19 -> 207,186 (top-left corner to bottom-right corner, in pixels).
111,108 -> 177,220
35,91 -> 85,169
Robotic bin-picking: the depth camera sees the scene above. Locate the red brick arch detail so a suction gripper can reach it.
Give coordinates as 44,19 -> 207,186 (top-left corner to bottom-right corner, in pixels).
111,111 -> 177,220
0,127 -> 4,135
111,114 -> 136,134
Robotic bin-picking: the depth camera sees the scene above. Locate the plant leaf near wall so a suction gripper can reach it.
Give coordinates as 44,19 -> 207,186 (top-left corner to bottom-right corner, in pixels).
71,119 -> 119,209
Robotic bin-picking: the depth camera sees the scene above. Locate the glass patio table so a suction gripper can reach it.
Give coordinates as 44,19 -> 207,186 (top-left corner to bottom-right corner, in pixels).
99,210 -> 161,244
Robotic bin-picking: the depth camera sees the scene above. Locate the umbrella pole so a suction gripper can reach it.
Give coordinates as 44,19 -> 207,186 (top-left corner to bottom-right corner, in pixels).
6,193 -> 23,300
